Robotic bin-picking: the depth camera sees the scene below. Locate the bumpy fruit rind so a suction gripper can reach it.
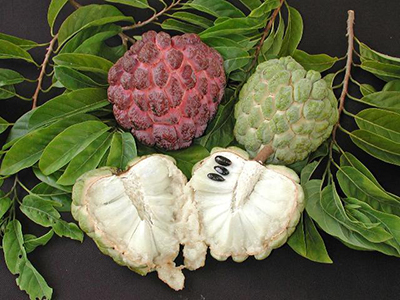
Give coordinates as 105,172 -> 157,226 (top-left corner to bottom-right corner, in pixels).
234,56 -> 338,164
108,31 -> 226,150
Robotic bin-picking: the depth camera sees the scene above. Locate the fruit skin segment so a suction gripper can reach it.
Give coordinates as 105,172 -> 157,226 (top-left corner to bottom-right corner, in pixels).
71,154 -> 204,291
107,31 -> 226,151
234,56 -> 339,164
186,147 -> 305,263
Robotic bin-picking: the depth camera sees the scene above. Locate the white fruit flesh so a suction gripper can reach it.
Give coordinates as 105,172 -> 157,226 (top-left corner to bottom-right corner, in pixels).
72,155 -> 190,291
187,150 -> 304,262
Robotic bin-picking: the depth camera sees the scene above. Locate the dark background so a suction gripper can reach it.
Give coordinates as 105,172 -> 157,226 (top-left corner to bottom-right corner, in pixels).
1,0 -> 400,299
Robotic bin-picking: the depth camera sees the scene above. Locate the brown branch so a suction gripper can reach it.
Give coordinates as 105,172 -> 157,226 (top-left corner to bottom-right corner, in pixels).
248,0 -> 285,71
332,10 -> 355,142
31,34 -> 58,109
69,0 -> 81,9
122,0 -> 182,31
253,145 -> 274,165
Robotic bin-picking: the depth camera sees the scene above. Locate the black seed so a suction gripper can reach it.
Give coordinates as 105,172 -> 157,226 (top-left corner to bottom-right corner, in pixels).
214,166 -> 229,176
215,155 -> 231,166
207,173 -> 225,181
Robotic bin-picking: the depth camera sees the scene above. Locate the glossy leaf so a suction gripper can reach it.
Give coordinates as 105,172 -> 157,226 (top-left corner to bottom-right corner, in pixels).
21,195 -> 83,241
106,132 -> 137,170
53,53 -> 113,74
249,0 -> 280,17
300,161 -> 319,184
293,50 -> 338,72
31,182 -> 72,212
288,212 -> 333,263
350,129 -> 400,166
0,68 -> 25,86
337,166 -> 400,215
2,220 -> 53,300
383,80 -> 400,91
0,193 -> 11,219
199,17 -> 264,38
187,0 -> 245,18
0,85 -> 16,100
320,184 -> 392,243
0,116 -> 11,134
355,108 -> 400,143
259,31 -> 275,62
361,60 -> 400,82
54,66 -> 106,90
239,0 -> 262,10
0,114 -> 97,176
24,230 -> 54,254
164,145 -> 209,178
265,15 -> 285,57
279,6 -> 303,57
0,32 -> 38,50
359,42 -> 400,66
57,132 -> 113,185
0,40 -> 36,64
360,84 -> 376,96
168,12 -> 214,29
161,19 -> 202,34
214,46 -> 251,74
358,91 -> 400,113
39,120 -> 110,175
106,0 -> 150,8
48,0 -> 68,35
33,167 -> 72,193
57,4 -> 134,47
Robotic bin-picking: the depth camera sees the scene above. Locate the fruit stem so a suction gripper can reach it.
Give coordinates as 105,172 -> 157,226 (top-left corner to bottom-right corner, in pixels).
31,33 -> 58,109
248,0 -> 285,71
253,145 -> 274,164
331,10 -> 355,142
122,0 -> 182,31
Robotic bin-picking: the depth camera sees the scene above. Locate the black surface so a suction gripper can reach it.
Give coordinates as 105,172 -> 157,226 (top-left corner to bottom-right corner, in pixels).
1,1 -> 400,299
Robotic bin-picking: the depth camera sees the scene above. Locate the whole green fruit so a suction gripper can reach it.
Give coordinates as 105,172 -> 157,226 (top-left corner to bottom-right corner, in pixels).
234,56 -> 338,164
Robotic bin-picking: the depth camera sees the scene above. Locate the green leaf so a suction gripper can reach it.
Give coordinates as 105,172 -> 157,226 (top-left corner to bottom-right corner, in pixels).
57,132 -> 113,185
305,180 -> 399,256
359,42 -> 400,66
213,46 -> 251,74
265,15 -> 285,57
54,66 -> 106,90
106,132 -> 137,170
57,4 -> 134,48
361,60 -> 400,82
0,68 -> 25,86
196,96 -> 235,150
249,0 -> 280,18
0,114 -> 97,176
3,220 -> 53,300
0,32 -> 38,50
164,145 -> 209,178
0,116 -> 11,134
48,0 -> 69,35
300,161 -> 320,184
161,19 -> 202,34
279,6 -> 303,57
0,40 -> 36,64
187,0 -> 245,18
53,53 -> 113,74
259,31 -> 275,62
360,84 -> 376,96
358,91 -> 400,113
31,182 -> 71,212
355,108 -> 400,143
239,0 -> 262,10
292,50 -> 338,72
320,184 -> 392,243
288,212 -> 333,263
0,84 -> 16,100
39,120 -> 110,175
383,80 -> 400,91
106,0 -> 150,8
350,129 -> 400,166
21,195 -> 83,241
0,194 -> 11,219
337,166 -> 400,215
168,12 -> 214,29
199,17 -> 264,38
5,88 -> 108,148
33,167 -> 72,193
24,230 -> 54,254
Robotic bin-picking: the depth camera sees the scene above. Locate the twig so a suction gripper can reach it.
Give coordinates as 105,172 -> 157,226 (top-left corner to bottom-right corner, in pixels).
253,145 -> 274,164
248,0 -> 285,71
122,0 -> 182,31
331,10 -> 355,142
69,0 -> 81,9
31,34 -> 58,109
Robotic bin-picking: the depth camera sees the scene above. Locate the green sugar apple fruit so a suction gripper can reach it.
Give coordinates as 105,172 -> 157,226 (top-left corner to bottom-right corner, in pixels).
234,56 -> 339,164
